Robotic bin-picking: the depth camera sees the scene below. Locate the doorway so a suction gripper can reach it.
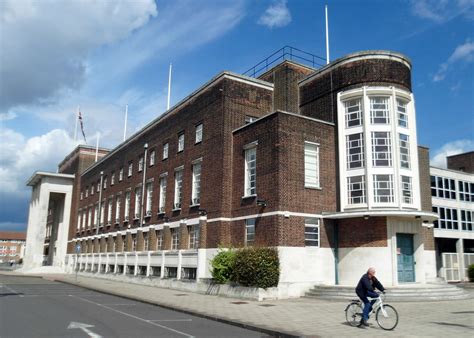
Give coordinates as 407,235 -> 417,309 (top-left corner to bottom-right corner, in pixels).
397,234 -> 415,283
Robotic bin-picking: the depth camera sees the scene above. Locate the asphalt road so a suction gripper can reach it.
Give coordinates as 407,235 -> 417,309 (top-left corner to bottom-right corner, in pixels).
0,275 -> 267,338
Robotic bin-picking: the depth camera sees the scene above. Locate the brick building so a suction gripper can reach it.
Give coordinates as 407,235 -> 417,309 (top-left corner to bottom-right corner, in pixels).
24,50 -> 439,296
430,151 -> 474,282
0,232 -> 26,264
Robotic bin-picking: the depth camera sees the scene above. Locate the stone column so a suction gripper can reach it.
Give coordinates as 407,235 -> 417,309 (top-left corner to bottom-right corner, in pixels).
457,239 -> 465,281
163,226 -> 171,250
137,231 -> 144,251
125,232 -> 132,252
179,222 -> 189,250
149,228 -> 157,251
198,216 -> 207,249
100,237 -> 107,252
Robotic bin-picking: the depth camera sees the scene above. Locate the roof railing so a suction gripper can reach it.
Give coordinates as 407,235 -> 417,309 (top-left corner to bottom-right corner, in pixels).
242,45 -> 326,78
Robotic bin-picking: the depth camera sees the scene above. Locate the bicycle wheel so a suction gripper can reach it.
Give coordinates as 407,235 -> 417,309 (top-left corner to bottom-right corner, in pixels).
376,304 -> 398,330
345,302 -> 363,327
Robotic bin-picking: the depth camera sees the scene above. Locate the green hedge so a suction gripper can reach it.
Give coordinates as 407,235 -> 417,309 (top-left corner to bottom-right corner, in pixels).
468,264 -> 474,282
232,247 -> 280,289
210,248 -> 236,284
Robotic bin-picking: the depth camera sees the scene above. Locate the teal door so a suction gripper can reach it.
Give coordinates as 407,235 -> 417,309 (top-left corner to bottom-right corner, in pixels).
397,234 -> 415,283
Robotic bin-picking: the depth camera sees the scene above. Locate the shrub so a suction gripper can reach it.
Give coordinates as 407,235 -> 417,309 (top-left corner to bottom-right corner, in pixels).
468,264 -> 474,282
210,248 -> 236,284
232,247 -> 280,289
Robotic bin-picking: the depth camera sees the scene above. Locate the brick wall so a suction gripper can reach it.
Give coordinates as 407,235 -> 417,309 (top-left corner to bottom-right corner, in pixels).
418,146 -> 432,212
337,217 -> 388,248
447,151 -> 474,173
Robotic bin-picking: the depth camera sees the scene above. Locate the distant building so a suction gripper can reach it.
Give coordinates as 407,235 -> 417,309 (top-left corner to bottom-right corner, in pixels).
24,49 -> 440,297
430,152 -> 474,282
0,232 -> 26,263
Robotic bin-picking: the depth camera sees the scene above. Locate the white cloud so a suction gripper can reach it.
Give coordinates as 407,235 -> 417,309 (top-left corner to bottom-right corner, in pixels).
430,139 -> 474,168
0,0 -> 157,112
258,0 -> 291,28
410,0 -> 474,22
433,40 -> 474,81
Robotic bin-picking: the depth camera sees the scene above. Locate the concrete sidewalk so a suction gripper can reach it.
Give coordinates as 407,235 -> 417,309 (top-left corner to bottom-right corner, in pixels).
27,273 -> 474,337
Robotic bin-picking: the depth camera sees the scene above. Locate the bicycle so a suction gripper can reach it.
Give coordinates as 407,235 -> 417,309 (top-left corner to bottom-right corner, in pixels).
345,293 -> 398,330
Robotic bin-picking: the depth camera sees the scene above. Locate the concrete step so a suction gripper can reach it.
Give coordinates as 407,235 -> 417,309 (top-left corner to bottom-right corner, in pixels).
305,284 -> 472,302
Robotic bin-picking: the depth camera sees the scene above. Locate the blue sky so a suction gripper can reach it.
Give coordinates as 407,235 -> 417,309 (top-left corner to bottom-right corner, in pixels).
0,0 -> 473,231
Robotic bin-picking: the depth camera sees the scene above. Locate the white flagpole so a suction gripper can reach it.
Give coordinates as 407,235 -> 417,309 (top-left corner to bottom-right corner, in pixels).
123,104 -> 128,142
167,63 -> 172,110
325,5 -> 330,65
95,132 -> 100,162
74,106 -> 79,141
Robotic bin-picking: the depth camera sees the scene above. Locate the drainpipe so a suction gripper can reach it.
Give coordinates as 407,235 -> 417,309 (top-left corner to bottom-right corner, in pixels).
334,223 -> 339,285
140,143 -> 148,227
96,171 -> 104,236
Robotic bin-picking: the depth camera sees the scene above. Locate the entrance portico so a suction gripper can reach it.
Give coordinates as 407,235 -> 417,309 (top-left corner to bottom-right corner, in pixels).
23,172 -> 74,271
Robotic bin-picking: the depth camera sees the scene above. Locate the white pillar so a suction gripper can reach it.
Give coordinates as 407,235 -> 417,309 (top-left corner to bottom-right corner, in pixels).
457,239 -> 465,281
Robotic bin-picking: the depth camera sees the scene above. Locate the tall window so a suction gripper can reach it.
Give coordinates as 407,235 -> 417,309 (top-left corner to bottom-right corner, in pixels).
145,182 -> 153,216
171,229 -> 179,250
80,192 -> 83,200
304,142 -> 320,188
163,143 -> 169,159
107,198 -> 113,224
103,177 -> 107,190
195,124 -> 203,143
460,210 -> 473,231
157,231 -> 163,250
124,191 -> 131,220
91,185 -> 94,195
82,210 -> 87,229
149,150 -> 155,166
346,133 -> 364,169
115,195 -> 121,223
305,218 -> 320,247
134,187 -> 141,218
370,97 -> 390,124
119,167 -> 123,181
85,188 -> 88,198
174,169 -> 183,209
245,219 -> 255,246
143,232 -> 149,251
159,175 -> 167,213
128,162 -> 133,177
77,212 -> 81,230
347,176 -> 366,204
397,99 -> 408,128
188,225 -> 200,249
433,206 -> 458,230
401,176 -> 413,204
138,156 -> 144,172
178,133 -> 185,152
245,147 -> 257,196
399,134 -> 410,169
100,201 -> 105,226
111,172 -> 115,185
373,174 -> 394,203
94,203 -> 99,226
192,162 -> 201,205
371,132 -> 392,167
344,98 -> 363,127
88,208 -> 92,228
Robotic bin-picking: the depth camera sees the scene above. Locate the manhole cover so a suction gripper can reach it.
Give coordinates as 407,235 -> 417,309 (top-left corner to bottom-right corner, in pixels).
230,301 -> 248,305
258,304 -> 275,307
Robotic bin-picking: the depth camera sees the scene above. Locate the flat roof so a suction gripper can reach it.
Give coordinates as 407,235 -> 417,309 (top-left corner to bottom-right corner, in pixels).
26,171 -> 75,186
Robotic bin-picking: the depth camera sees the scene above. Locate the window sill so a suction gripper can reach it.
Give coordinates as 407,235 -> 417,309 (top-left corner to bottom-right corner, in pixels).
177,150 -> 184,154
305,185 -> 322,190
172,208 -> 181,212
189,204 -> 200,208
241,194 -> 257,200
194,141 -> 202,145
162,158 -> 168,161
157,212 -> 165,216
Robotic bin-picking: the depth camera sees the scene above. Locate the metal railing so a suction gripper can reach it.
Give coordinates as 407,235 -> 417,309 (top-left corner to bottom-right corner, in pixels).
242,45 -> 326,78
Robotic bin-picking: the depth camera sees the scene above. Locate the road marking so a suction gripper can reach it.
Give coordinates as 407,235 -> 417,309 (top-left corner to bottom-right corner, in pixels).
100,303 -> 138,306
70,295 -> 195,338
68,321 -> 103,338
149,319 -> 193,322
0,284 -> 24,297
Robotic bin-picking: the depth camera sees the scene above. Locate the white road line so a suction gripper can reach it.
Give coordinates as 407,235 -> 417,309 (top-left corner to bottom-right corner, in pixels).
1,284 -> 24,297
149,319 -> 193,322
69,295 -> 195,338
99,303 -> 138,306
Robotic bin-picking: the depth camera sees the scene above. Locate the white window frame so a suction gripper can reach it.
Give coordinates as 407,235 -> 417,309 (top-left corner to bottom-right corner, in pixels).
174,168 -> 183,209
119,167 -> 123,181
171,229 -> 179,250
100,201 -> 105,226
369,96 -> 390,124
115,194 -> 121,223
159,174 -> 167,213
399,133 -> 410,169
244,145 -> 257,196
344,98 -> 363,127
188,225 -> 200,249
371,131 -> 392,167
401,176 -> 413,204
163,143 -> 169,160
149,150 -> 155,166
145,182 -> 153,215
88,208 -> 92,228
178,133 -> 185,152
134,187 -> 141,219
373,174 -> 394,203
111,172 -> 115,185
191,161 -> 201,205
346,133 -> 364,169
347,175 -> 366,204
245,219 -> 255,246
397,98 -> 408,128
143,232 -> 149,251
128,162 -> 133,177
138,156 -> 144,172
195,123 -> 203,144
304,218 -> 320,247
157,231 -> 163,250
124,191 -> 131,220
433,206 -> 459,230
93,203 -> 99,227
304,142 -> 320,188
107,198 -> 113,224
103,177 -> 107,190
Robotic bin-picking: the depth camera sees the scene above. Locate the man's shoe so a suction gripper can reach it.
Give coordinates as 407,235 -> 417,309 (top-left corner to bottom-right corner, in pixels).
358,319 -> 369,327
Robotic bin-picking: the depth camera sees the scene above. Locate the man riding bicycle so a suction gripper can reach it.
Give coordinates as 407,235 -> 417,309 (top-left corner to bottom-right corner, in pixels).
355,267 -> 385,327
